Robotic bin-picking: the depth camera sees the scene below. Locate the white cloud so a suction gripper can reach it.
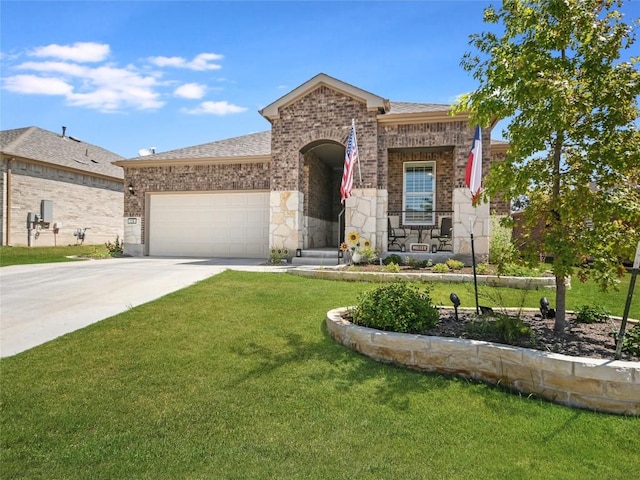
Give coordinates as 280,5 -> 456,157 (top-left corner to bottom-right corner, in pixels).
8,60 -> 164,112
174,83 -> 206,99
182,100 -> 247,115
189,53 -> 223,71
3,74 -> 73,95
16,61 -> 88,77
29,42 -> 110,63
148,56 -> 186,68
2,43 -> 231,113
147,52 -> 223,71
67,86 -> 164,112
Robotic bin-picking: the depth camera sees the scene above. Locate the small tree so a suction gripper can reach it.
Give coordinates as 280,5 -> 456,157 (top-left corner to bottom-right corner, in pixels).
455,0 -> 640,331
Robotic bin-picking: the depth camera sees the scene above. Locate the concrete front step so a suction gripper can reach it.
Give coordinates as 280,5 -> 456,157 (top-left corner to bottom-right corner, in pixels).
290,249 -> 343,266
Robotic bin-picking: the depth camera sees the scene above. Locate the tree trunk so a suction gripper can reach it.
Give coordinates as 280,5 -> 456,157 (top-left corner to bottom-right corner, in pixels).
551,62 -> 568,332
554,274 -> 568,332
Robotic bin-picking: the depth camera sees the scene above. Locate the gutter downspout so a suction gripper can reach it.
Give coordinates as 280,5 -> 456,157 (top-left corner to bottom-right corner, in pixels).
5,158 -> 12,245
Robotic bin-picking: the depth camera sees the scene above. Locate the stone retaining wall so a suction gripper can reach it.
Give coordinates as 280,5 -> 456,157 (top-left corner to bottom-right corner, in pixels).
326,307 -> 640,416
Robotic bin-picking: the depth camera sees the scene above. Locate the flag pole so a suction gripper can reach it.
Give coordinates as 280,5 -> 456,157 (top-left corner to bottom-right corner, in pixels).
466,126 -> 483,315
340,119 -> 359,261
352,119 -> 363,187
615,241 -> 640,359
470,218 -> 480,315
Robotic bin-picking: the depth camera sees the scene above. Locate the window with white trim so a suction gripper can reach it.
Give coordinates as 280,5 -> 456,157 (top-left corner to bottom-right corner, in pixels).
403,161 -> 435,225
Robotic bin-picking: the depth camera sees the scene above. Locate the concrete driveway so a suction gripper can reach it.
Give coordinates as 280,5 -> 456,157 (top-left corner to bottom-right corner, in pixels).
0,257 -> 283,358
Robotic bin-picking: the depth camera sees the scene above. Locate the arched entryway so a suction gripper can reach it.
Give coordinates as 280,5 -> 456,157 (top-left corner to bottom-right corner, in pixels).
300,140 -> 345,249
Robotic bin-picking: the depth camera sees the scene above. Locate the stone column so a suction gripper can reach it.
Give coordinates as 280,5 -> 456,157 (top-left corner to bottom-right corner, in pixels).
270,190 -> 303,252
344,188 -> 378,249
376,189 -> 388,254
123,216 -> 143,256
453,188 -> 490,259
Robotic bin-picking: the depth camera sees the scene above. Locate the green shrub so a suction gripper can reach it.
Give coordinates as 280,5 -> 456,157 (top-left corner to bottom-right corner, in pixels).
404,256 -> 422,269
446,258 -> 464,270
384,262 -> 401,273
105,236 -> 124,257
269,248 -> 289,264
498,262 -> 541,277
475,263 -> 489,275
489,215 -> 517,265
351,283 -> 439,334
432,263 -> 450,273
493,315 -> 534,342
359,246 -> 378,264
383,254 -> 403,266
468,314 -> 534,343
611,324 -> 640,357
575,305 -> 610,324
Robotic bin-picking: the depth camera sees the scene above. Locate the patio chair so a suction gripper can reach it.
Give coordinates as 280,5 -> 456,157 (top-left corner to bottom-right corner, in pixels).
430,217 -> 453,251
388,216 -> 408,251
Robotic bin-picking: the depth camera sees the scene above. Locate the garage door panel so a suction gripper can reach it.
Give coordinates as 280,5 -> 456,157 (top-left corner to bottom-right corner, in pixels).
149,193 -> 269,258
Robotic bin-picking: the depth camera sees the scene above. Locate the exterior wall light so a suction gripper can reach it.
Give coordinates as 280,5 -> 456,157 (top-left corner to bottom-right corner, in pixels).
128,184 -> 135,195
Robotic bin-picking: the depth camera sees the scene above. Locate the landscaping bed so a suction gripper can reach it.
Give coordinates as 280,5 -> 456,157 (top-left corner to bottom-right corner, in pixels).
344,308 -> 639,362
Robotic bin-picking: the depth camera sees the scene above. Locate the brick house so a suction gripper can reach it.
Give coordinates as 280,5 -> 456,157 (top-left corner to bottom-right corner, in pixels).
1,126 -> 124,247
115,73 -> 508,259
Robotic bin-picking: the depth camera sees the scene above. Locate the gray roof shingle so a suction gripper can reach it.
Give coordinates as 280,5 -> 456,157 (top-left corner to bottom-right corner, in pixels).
121,130 -> 272,162
386,102 -> 452,114
0,127 -> 124,179
117,102 -> 499,165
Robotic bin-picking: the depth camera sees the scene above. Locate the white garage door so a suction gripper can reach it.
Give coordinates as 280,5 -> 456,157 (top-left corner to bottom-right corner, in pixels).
148,192 -> 269,258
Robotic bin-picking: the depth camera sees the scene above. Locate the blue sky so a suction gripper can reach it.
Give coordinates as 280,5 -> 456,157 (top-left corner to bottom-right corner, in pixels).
1,0 -> 638,158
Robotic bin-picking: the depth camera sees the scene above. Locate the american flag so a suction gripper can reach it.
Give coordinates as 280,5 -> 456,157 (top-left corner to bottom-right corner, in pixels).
340,120 -> 359,204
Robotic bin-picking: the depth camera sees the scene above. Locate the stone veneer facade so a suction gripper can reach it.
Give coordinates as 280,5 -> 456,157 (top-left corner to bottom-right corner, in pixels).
118,74 -> 508,258
264,82 -> 497,255
266,85 -> 380,253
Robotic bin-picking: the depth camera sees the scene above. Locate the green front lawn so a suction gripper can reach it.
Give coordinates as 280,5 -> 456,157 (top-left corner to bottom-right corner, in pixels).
1,272 -> 638,479
0,245 -> 109,267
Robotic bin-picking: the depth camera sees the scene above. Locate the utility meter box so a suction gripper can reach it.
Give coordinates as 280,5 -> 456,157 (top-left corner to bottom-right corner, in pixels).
41,200 -> 53,223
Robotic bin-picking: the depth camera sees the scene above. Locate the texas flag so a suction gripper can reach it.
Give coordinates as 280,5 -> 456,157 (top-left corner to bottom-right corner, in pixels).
465,126 -> 483,206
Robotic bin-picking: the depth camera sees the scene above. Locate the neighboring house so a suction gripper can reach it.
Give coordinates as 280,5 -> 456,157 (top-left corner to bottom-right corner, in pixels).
0,126 -> 124,247
114,73 -> 509,259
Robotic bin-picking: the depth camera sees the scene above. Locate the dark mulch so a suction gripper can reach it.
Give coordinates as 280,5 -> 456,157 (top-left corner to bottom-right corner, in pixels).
344,310 -> 638,362
428,311 -> 637,361
340,264 -> 637,361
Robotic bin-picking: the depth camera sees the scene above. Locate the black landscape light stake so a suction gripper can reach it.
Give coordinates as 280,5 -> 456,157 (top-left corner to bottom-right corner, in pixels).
450,292 -> 461,322
540,297 -> 555,319
540,297 -> 550,317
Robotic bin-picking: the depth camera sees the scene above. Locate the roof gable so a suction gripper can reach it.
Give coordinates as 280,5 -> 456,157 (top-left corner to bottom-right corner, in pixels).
259,73 -> 389,121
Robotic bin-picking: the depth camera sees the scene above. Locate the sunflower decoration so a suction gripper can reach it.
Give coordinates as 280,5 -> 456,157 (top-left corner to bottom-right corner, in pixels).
363,240 -> 371,248
339,242 -> 349,252
345,231 -> 362,253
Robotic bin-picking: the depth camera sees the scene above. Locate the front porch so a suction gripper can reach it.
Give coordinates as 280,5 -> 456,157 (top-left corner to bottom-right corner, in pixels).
289,247 -> 473,267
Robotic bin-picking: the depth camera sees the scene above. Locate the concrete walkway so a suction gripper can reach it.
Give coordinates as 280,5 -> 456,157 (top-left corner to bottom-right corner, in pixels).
0,257 -> 287,358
